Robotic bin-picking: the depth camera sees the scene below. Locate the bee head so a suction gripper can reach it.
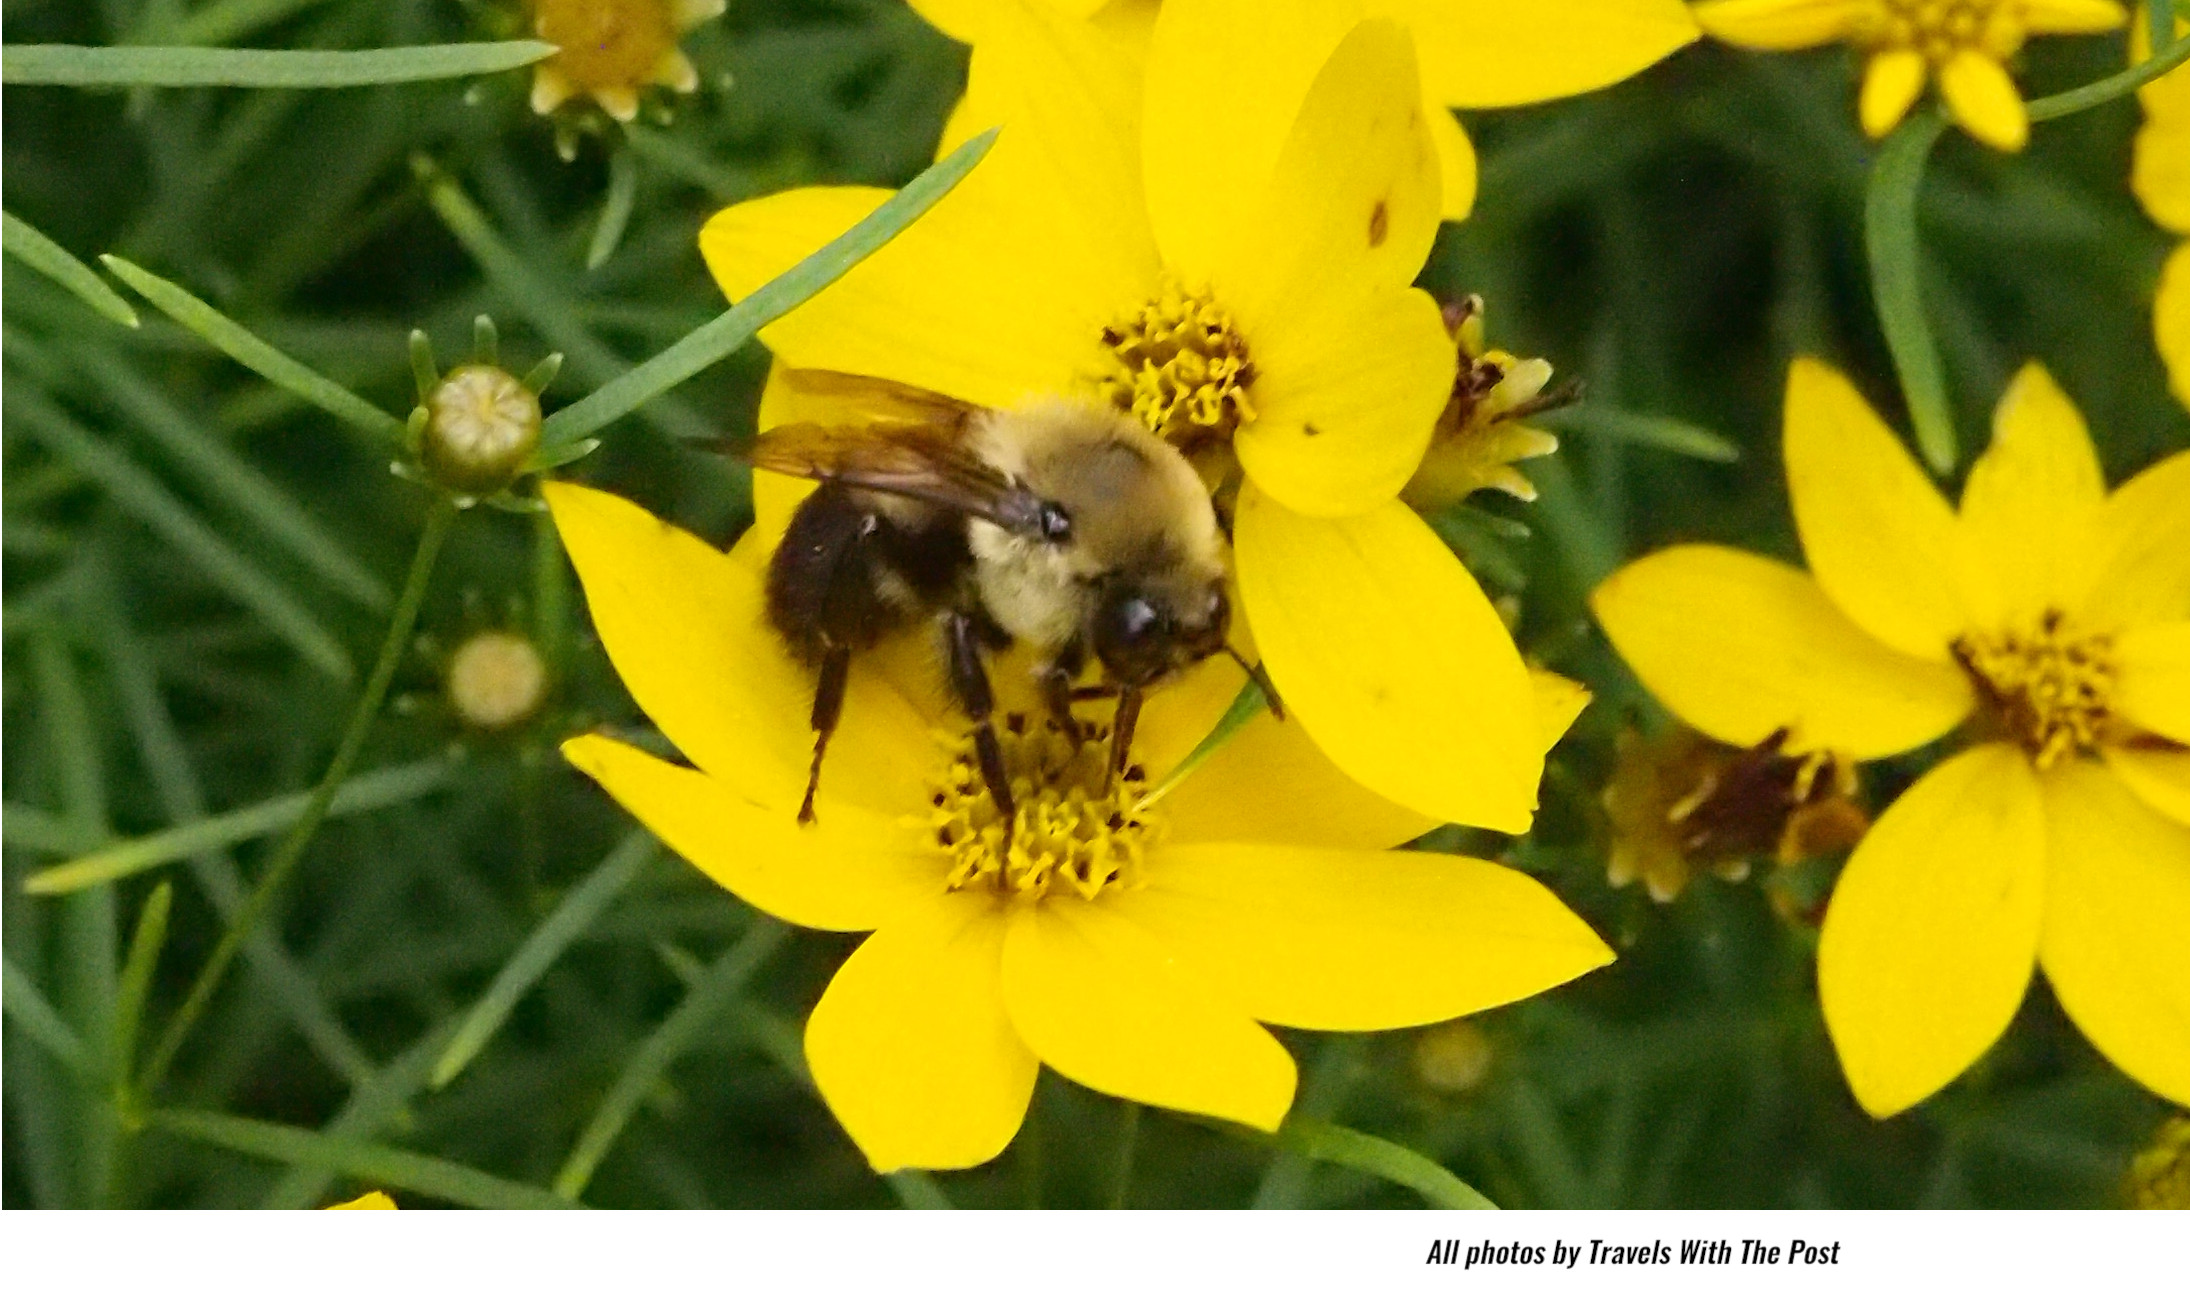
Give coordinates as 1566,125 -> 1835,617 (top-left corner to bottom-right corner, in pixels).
1092,575 -> 1230,689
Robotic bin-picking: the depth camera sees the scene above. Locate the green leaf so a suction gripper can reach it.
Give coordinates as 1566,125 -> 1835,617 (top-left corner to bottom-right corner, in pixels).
3,956 -> 94,1081
9,389 -> 355,682
1546,405 -> 1740,463
2,212 -> 138,327
262,1024 -> 457,1209
110,882 -> 174,1089
1273,1119 -> 1497,1210
536,127 -> 1000,452
1135,674 -> 1273,813
2,41 -> 557,88
431,833 -> 656,1090
586,148 -> 640,271
1863,112 -> 1956,475
24,758 -> 457,895
150,1109 -> 579,1209
552,919 -> 789,1200
99,255 -> 406,442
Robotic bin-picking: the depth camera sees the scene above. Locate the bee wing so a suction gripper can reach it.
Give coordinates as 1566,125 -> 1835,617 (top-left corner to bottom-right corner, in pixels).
750,420 -> 1057,539
773,368 -> 979,433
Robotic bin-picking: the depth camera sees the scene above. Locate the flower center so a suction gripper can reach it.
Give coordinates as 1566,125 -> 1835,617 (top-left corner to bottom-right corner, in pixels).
927,714 -> 1160,902
1951,609 -> 2116,769
1098,277 -> 1257,454
1859,0 -> 2025,64
534,0 -> 678,91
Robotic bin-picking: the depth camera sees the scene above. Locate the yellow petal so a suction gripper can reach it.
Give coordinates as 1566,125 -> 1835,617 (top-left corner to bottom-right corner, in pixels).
1859,48 -> 1929,139
325,1191 -> 395,1209
1000,897 -> 1296,1130
1783,358 -> 1963,660
2023,0 -> 2130,35
1427,98 -> 1478,221
2037,760 -> 2190,1107
699,5 -> 1158,406
1233,286 -> 1454,517
2159,244 -> 2190,410
2083,448 -> 2190,630
1531,668 -> 1592,749
562,735 -> 941,931
1817,744 -> 2047,1118
804,892 -> 1036,1172
1111,843 -> 1612,1031
1954,363 -> 2106,626
544,483 -> 939,814
1690,0 -> 1870,48
1160,702 -> 1440,851
1938,50 -> 2029,151
2115,620 -> 2190,745
906,0 -> 985,42
1142,0 -> 1360,278
2106,743 -> 2190,825
1384,0 -> 1698,108
530,64 -> 575,115
1236,488 -> 1543,832
1591,545 -> 1973,759
1218,19 -> 1443,311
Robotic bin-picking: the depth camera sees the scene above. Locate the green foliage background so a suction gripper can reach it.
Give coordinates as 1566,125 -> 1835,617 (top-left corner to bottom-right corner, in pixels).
4,0 -> 2182,1208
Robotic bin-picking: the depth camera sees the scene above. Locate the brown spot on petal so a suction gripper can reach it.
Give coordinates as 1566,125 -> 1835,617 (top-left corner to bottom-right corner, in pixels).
1368,200 -> 1390,248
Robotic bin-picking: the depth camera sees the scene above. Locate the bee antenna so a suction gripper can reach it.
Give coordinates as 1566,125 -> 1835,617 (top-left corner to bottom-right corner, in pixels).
1223,646 -> 1285,721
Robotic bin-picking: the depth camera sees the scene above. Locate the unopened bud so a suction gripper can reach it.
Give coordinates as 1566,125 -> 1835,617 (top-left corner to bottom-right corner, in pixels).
2127,1113 -> 2190,1209
446,630 -> 548,731
1413,1019 -> 1494,1094
422,365 -> 540,496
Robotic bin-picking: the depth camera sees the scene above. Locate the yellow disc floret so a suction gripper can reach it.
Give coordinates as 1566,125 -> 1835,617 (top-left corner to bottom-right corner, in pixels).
1857,0 -> 2027,63
930,714 -> 1159,902
1098,276 -> 1257,454
529,0 -> 719,123
1952,609 -> 2117,769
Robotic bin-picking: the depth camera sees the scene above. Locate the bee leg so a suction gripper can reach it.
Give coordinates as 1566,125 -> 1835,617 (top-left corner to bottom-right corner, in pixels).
799,642 -> 852,825
945,610 -> 1016,822
1068,684 -> 1121,703
1106,685 -> 1144,792
1039,642 -> 1087,746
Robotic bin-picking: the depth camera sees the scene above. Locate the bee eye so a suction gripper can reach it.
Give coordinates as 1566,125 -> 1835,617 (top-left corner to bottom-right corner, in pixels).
1037,502 -> 1073,542
1094,593 -> 1170,685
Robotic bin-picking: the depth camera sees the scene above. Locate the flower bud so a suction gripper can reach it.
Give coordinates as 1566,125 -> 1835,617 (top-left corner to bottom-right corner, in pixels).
1413,1019 -> 1494,1094
2127,1113 -> 2190,1209
445,629 -> 548,731
421,364 -> 540,496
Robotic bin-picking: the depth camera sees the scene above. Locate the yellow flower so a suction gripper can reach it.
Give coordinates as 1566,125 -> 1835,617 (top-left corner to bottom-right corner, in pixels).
2133,9 -> 2190,407
703,0 -> 1563,833
1403,295 -> 1565,510
1601,725 -> 1870,903
543,481 -> 1613,1171
1691,0 -> 2128,150
913,0 -> 1700,220
1592,357 -> 2190,1117
528,0 -> 723,122
326,1191 -> 396,1209
2127,1111 -> 2190,1207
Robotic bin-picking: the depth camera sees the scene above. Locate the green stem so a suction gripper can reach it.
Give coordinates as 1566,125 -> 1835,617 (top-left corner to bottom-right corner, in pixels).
1863,112 -> 1956,475
1109,1101 -> 1142,1209
134,497 -> 459,1100
2026,31 -> 2190,122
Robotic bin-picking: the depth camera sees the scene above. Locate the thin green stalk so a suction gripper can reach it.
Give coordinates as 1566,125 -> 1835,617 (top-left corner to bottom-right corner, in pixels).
1272,1119 -> 1497,1211
2027,31 -> 2190,122
136,497 -> 459,1101
2,41 -> 556,88
2,211 -> 138,326
586,148 -> 640,271
104,882 -> 173,1206
1109,1101 -> 1142,1209
151,1109 -> 578,1209
535,127 -> 1000,451
261,1022 -> 454,1208
552,919 -> 789,1200
1864,111 -> 1956,474
3,956 -> 93,1081
1135,675 -> 1270,813
430,832 -> 655,1089
25,758 -> 456,894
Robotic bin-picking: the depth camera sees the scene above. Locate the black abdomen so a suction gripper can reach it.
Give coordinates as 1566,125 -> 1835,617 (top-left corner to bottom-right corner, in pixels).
764,484 -> 973,665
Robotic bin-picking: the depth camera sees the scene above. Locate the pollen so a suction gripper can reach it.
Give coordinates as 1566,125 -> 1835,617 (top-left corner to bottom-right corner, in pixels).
928,714 -> 1160,902
1097,276 -> 1258,453
1952,610 -> 2117,769
1857,0 -> 2025,63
